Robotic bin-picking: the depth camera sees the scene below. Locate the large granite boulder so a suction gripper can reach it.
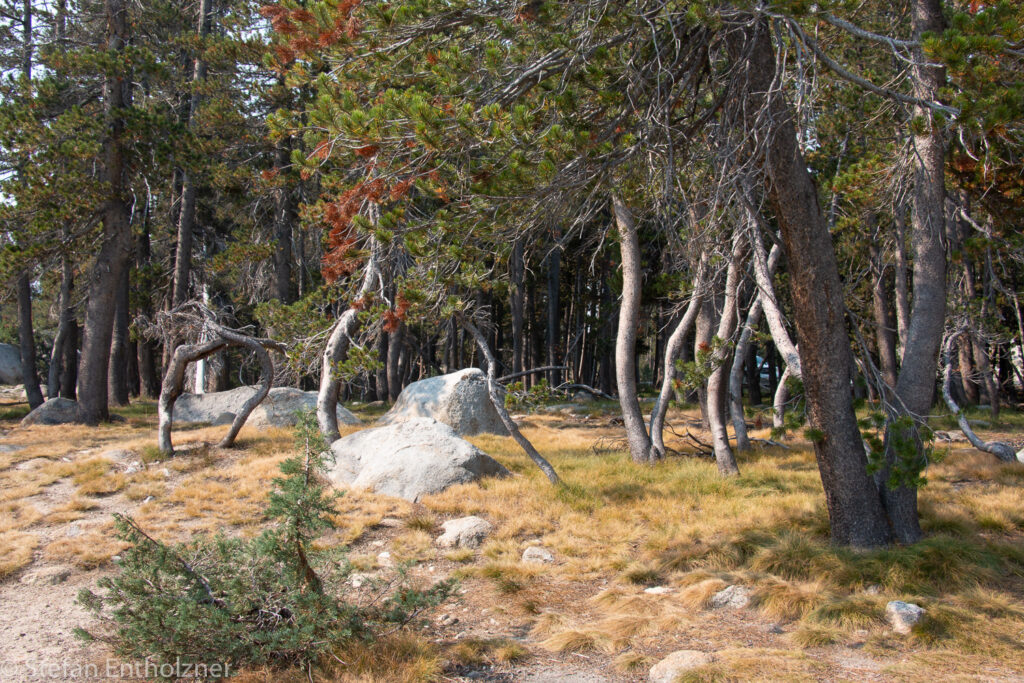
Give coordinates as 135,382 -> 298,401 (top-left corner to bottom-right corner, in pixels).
328,418 -> 509,502
0,342 -> 22,384
21,397 -> 79,426
173,386 -> 359,428
378,368 -> 507,436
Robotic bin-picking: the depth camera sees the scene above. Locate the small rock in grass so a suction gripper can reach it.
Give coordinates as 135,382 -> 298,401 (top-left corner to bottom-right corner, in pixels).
437,614 -> 459,626
435,516 -> 493,549
522,546 -> 555,564
649,650 -> 713,683
65,523 -> 82,538
711,585 -> 751,609
20,566 -> 72,586
350,573 -> 370,588
886,601 -> 925,634
377,551 -> 393,567
644,586 -> 673,595
378,517 -> 403,528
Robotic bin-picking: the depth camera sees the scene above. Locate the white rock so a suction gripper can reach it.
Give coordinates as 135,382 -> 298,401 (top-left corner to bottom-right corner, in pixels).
21,398 -> 79,426
377,551 -> 393,567
377,517 -> 403,528
350,573 -> 370,588
19,566 -> 71,586
521,546 -> 555,564
644,586 -> 673,595
65,523 -> 81,538
711,585 -> 751,609
0,342 -> 22,384
173,386 -> 359,428
328,418 -> 508,502
649,650 -> 713,683
886,600 -> 925,634
378,368 -> 508,435
435,516 -> 493,549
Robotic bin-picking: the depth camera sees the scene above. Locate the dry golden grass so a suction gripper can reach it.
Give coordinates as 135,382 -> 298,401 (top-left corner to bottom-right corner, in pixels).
0,529 -> 38,577
2,401 -> 1024,680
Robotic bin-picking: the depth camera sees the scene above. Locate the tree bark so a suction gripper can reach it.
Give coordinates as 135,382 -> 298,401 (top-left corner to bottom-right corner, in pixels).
869,237 -> 899,391
272,137 -> 294,302
546,233 -> 561,386
707,235 -> 745,475
747,206 -> 801,378
17,272 -> 44,409
108,264 -> 131,406
941,332 -> 1018,463
387,321 -> 405,401
650,269 -> 704,457
612,195 -> 656,463
77,0 -> 132,424
731,244 -> 781,450
317,238 -> 380,441
47,252 -> 73,401
459,314 -> 561,484
879,0 -> 949,545
171,0 -> 212,308
510,239 -> 525,377
737,19 -> 892,547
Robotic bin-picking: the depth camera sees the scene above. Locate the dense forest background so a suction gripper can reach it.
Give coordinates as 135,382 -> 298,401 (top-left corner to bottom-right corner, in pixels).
1,0 -> 1022,548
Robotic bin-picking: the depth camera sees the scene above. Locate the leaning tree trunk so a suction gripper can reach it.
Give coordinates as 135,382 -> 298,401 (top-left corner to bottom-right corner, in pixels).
77,0 -> 132,425
737,18 -> 892,547
747,204 -> 801,378
650,268 -> 705,458
158,339 -> 226,455
878,0 -> 949,545
611,195 -> 656,464
157,312 -> 283,455
941,331 -> 1019,463
458,314 -> 561,485
17,272 -> 44,409
317,238 -> 381,441
706,234 -> 746,475
731,243 -> 780,450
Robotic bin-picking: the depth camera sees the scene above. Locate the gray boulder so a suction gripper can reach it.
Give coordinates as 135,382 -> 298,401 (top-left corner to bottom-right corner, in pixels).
886,600 -> 925,634
21,397 -> 79,426
711,584 -> 751,609
649,650 -> 713,683
328,418 -> 509,502
0,342 -> 22,384
173,386 -> 359,428
378,368 -> 508,435
436,516 -> 493,549
522,546 -> 555,564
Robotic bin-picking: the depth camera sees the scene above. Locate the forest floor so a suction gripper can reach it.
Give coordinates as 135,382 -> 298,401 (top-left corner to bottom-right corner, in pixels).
1,391 -> 1024,682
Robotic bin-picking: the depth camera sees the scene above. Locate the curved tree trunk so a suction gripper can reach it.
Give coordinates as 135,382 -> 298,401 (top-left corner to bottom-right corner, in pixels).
611,194 -> 656,464
941,332 -> 1018,463
747,206 -> 801,378
650,271 -> 704,457
707,235 -> 745,475
731,244 -> 781,450
158,339 -> 226,455
459,314 -> 561,484
317,238 -> 381,441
